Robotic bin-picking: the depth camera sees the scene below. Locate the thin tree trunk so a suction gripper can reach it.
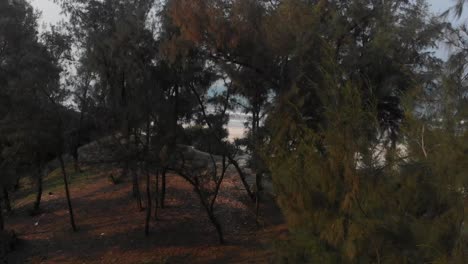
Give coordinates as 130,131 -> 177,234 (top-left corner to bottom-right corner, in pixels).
132,168 -> 143,211
59,155 -> 77,232
73,153 -> 81,173
230,158 -> 254,200
144,113 -> 153,233
190,85 -> 254,201
255,173 -> 262,226
160,169 -> 166,209
253,107 -> 263,225
74,72 -> 90,174
154,170 -> 159,220
195,188 -> 224,244
3,188 -> 11,213
177,170 -> 225,244
206,208 -> 224,244
144,166 -> 151,236
210,155 -> 228,212
163,84 -> 178,209
130,129 -> 143,211
33,168 -> 43,212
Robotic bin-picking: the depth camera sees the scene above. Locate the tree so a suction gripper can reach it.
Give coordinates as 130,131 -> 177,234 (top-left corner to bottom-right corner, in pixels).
444,0 -> 467,18
265,52 -> 466,262
61,0 -> 159,211
0,0 -> 81,236
0,0 -> 65,215
166,0 -> 466,261
0,0 -> 459,259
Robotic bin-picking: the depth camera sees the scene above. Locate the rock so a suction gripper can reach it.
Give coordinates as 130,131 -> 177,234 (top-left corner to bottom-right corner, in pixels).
78,135 -> 125,164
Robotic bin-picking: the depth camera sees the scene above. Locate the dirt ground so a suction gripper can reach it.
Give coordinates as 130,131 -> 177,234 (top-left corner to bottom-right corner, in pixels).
4,166 -> 286,264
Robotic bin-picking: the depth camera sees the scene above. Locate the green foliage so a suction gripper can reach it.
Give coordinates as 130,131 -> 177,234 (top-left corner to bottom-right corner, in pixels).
164,1 -> 467,261
1,0 -> 467,261
266,76 -> 466,262
0,0 -> 66,187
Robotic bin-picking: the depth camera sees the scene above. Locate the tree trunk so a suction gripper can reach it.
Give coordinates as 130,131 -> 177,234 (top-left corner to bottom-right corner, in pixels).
206,208 -> 224,244
132,168 -> 143,211
253,107 -> 263,225
230,158 -> 255,200
144,166 -> 151,236
33,168 -> 43,212
59,155 -> 77,232
73,152 -> 81,173
255,173 -> 262,226
210,155 -> 228,212
190,85 -> 254,201
144,113 -> 153,233
154,170 -> 159,220
160,169 -> 166,209
195,188 -> 224,244
75,74 -> 89,174
3,188 -> 11,213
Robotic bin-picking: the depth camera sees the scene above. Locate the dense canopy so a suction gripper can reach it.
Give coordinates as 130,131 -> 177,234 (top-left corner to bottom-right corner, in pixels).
0,0 -> 467,263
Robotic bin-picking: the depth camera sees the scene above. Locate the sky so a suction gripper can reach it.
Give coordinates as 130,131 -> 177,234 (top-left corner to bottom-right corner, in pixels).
30,0 -> 463,26
29,0 -> 468,60
30,0 -> 62,28
428,0 -> 453,13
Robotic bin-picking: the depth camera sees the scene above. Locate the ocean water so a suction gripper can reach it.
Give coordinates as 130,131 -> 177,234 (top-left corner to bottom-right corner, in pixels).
227,112 -> 248,141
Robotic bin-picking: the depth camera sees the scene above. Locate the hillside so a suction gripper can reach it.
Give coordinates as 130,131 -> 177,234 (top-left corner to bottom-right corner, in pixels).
5,165 -> 285,264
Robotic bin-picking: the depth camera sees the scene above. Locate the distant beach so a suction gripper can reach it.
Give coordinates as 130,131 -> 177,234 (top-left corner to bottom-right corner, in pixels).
227,112 -> 248,141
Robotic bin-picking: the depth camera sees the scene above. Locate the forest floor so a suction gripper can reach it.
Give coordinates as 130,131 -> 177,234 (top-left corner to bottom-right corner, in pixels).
4,165 -> 287,264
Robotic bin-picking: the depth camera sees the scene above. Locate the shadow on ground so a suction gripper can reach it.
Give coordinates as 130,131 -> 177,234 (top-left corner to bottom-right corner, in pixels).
5,168 -> 286,264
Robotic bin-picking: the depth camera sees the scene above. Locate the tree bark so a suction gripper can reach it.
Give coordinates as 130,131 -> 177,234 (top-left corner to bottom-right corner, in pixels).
154,170 -> 159,220
59,155 -> 77,232
160,169 -> 166,209
210,155 -> 228,212
206,208 -> 224,244
132,168 -> 143,211
144,113 -> 153,234
177,170 -> 225,244
230,158 -> 255,200
74,72 -> 90,174
33,167 -> 43,212
194,187 -> 224,244
252,106 -> 263,225
73,153 -> 81,174
144,166 -> 151,236
255,173 -> 262,226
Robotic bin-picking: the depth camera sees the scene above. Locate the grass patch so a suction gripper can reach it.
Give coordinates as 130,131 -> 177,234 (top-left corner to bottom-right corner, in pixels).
12,164 -> 108,209
45,164 -> 100,190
